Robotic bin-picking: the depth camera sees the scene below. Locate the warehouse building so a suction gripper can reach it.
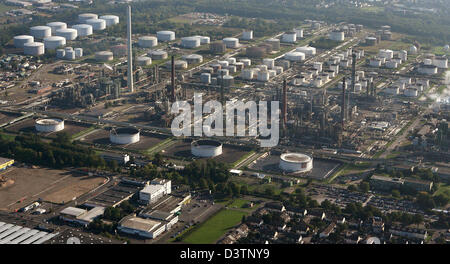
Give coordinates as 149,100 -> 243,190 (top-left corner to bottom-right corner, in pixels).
138,178 -> 171,205
59,206 -> 105,227
370,175 -> 433,192
118,216 -> 166,239
0,157 -> 14,171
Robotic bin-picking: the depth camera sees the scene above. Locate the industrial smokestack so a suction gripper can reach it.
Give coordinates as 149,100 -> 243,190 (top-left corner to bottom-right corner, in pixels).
282,79 -> 287,128
171,55 -> 176,101
220,71 -> 224,106
127,5 -> 134,93
341,77 -> 346,128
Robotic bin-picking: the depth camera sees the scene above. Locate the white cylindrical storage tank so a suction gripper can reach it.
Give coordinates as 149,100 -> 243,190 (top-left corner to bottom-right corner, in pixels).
240,58 -> 251,67
410,45 -> 418,54
191,140 -> 222,157
35,118 -> 64,132
294,28 -> 303,38
181,36 -> 200,48
99,15 -> 119,26
110,127 -> 140,145
136,56 -> 152,66
354,83 -> 362,92
72,24 -> 93,37
55,28 -> 77,41
157,31 -> 175,42
78,13 -> 98,23
200,73 -> 211,84
265,38 -> 280,51
274,66 -> 283,75
95,51 -> 113,61
56,49 -> 65,59
223,37 -> 239,48
385,60 -> 398,69
268,69 -> 276,78
23,42 -> 44,56
138,36 -> 158,48
279,153 -> 313,173
30,26 -> 51,39
329,31 -> 345,41
399,50 -> 407,61
378,49 -> 393,59
226,57 -> 236,65
43,36 -> 66,50
14,35 -> 34,48
263,58 -> 275,69
258,65 -> 268,71
221,75 -> 234,87
242,30 -> 253,40
433,57 -> 448,69
65,50 -> 75,60
217,69 -> 229,76
313,62 -> 322,72
148,50 -> 168,60
281,32 -> 297,43
218,60 -> 229,68
165,60 -> 187,69
86,18 -> 106,31
46,22 -> 67,34
74,48 -> 83,58
182,54 -> 203,64
285,51 -> 305,62
241,69 -> 254,80
199,36 -> 210,44
257,70 -> 270,82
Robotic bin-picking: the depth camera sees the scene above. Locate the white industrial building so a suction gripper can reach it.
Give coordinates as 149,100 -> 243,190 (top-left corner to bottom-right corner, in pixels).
118,216 -> 166,239
0,221 -> 58,244
418,64 -> 438,75
433,56 -> 448,69
139,178 -> 171,205
60,206 -> 105,227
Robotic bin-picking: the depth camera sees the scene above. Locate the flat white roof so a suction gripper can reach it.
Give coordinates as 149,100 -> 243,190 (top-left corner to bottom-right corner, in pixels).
141,184 -> 164,195
120,217 -> 161,232
60,207 -> 87,217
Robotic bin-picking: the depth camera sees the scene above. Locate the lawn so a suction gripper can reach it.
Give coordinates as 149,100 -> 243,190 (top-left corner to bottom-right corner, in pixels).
434,183 -> 450,197
182,209 -> 247,244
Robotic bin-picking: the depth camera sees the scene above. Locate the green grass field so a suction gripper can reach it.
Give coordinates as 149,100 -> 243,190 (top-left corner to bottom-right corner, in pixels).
182,209 -> 247,244
434,183 -> 450,197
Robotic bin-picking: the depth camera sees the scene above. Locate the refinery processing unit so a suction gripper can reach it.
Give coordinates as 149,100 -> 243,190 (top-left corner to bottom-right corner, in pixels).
0,0 -> 449,250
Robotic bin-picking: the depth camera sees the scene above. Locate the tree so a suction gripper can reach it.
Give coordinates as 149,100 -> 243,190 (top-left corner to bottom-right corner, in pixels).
359,182 -> 370,193
348,185 -> 357,192
391,189 -> 401,198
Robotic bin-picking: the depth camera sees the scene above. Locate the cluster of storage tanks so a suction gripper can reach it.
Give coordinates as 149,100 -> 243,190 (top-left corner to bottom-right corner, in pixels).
369,49 -> 407,69
56,47 -> 83,60
13,13 -> 119,56
384,77 -> 430,98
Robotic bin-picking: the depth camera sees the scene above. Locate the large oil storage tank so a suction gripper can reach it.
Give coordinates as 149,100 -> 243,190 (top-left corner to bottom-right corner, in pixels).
279,153 -> 313,173
95,51 -> 113,62
165,60 -> 187,70
72,24 -> 93,37
56,49 -> 65,59
148,49 -> 168,60
296,46 -> 316,56
181,36 -> 201,49
182,54 -> 203,64
157,31 -> 175,42
284,51 -> 305,62
281,32 -> 297,43
241,69 -> 254,80
136,56 -> 152,66
265,38 -> 280,51
43,36 -> 66,50
263,58 -> 275,69
65,49 -> 76,60
86,18 -> 106,31
55,28 -> 78,41
78,13 -> 98,23
210,42 -> 226,53
200,73 -> 211,84
46,22 -> 67,34
329,31 -> 345,42
138,36 -> 158,48
110,127 -> 140,145
223,37 -> 239,48
198,36 -> 210,44
14,35 -> 34,48
99,15 -> 119,26
257,70 -> 270,82
191,140 -> 223,157
433,56 -> 448,69
35,118 -> 65,133
24,42 -> 44,56
30,26 -> 51,39
74,48 -> 83,58
242,30 -> 253,40
240,58 -> 251,67
294,28 -> 303,38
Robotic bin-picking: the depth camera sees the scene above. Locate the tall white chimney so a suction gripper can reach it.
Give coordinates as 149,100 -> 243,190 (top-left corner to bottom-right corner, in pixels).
127,5 -> 134,93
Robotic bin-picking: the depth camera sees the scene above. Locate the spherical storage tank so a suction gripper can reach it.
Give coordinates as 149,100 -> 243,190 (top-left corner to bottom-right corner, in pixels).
86,18 -> 106,31
72,24 -> 93,37
136,56 -> 152,66
44,36 -> 66,50
99,15 -> 119,26
95,51 -> 113,62
35,118 -> 64,133
14,35 -> 34,48
223,37 -> 239,48
157,31 -> 175,42
279,153 -> 313,173
191,140 -> 223,158
138,36 -> 158,48
110,127 -> 140,145
30,26 -> 51,39
46,22 -> 67,34
148,50 -> 168,60
24,42 -> 44,56
78,13 -> 98,23
55,28 -> 78,41
181,36 -> 201,49
284,51 -> 305,62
